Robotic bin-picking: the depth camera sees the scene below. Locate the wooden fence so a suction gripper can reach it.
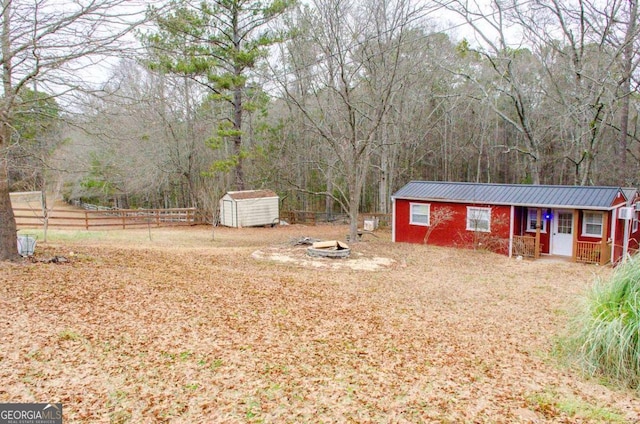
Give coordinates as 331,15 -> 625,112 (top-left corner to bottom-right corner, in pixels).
512,235 -> 537,258
13,207 -> 198,230
575,241 -> 610,265
15,205 -> 390,231
281,211 -> 392,227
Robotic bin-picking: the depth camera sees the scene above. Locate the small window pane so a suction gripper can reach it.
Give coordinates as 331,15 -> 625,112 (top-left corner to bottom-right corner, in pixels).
412,214 -> 429,225
586,223 -> 600,234
582,212 -> 603,237
467,207 -> 491,232
410,203 -> 430,226
527,210 -> 546,232
557,212 -> 573,235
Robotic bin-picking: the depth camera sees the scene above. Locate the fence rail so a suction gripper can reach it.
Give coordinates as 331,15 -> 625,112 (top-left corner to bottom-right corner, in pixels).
16,206 -> 390,231
281,210 -> 392,227
576,241 -> 610,265
512,235 -> 537,258
13,207 -> 198,230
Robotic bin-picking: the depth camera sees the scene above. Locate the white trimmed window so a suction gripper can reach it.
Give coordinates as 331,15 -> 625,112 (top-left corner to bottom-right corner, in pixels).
526,209 -> 547,233
466,207 -> 491,232
410,203 -> 430,226
582,212 -> 603,237
634,212 -> 639,233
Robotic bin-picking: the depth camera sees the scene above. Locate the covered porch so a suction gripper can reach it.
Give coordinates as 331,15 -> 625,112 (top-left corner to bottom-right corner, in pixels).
510,207 -> 614,265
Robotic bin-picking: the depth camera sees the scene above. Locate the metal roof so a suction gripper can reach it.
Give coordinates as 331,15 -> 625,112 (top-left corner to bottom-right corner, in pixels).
226,189 -> 278,200
622,188 -> 638,205
391,181 -> 626,210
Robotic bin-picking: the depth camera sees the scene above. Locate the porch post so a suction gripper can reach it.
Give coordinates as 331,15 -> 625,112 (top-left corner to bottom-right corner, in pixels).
600,211 -> 609,266
508,206 -> 514,257
622,211 -> 630,263
535,208 -> 541,259
572,210 -> 579,262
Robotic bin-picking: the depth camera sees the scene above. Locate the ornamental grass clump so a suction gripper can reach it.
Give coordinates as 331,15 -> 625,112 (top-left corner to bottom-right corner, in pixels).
567,256 -> 640,390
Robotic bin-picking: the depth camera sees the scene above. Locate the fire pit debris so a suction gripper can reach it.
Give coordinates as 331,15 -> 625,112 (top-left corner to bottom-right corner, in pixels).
307,240 -> 351,258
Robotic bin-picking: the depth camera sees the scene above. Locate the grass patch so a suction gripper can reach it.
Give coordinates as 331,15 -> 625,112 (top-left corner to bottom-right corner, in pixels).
526,388 -> 627,422
561,255 -> 640,390
23,229 -> 110,242
58,329 -> 83,342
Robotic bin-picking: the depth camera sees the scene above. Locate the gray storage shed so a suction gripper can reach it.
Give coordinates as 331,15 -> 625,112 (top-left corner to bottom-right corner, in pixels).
219,189 -> 279,228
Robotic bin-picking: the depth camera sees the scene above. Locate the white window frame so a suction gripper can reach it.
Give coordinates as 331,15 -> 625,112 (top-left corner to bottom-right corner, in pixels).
526,209 -> 547,233
634,212 -> 639,233
410,203 -> 430,226
466,206 -> 491,232
582,211 -> 603,237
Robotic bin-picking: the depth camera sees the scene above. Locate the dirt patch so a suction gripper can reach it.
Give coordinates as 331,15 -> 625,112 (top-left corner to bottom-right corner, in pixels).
252,245 -> 395,271
0,225 -> 638,423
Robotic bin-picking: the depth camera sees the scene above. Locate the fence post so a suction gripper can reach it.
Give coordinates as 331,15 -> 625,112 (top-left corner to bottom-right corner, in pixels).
122,210 -> 126,229
156,209 -> 160,227
85,211 -> 89,230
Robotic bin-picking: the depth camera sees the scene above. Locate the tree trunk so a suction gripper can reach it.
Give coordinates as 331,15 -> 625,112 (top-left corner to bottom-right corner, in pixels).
325,163 -> 333,218
580,154 -> 594,186
378,143 -> 388,213
0,155 -> 19,260
347,165 -> 360,243
618,0 -> 637,182
529,158 -> 541,185
0,1 -> 18,260
233,84 -> 245,190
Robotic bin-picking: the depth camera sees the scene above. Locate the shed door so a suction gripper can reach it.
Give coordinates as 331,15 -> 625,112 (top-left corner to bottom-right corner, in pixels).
222,199 -> 235,227
551,210 -> 573,256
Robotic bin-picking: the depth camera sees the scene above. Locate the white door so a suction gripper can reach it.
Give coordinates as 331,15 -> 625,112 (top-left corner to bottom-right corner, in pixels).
552,210 -> 574,256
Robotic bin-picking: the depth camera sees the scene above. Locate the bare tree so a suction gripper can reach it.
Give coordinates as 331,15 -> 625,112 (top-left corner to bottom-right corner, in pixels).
514,0 -> 635,184
143,0 -> 294,192
436,0 -> 550,184
59,59 -> 228,214
0,0 -> 146,260
422,206 -> 454,245
615,0 -> 638,182
275,0 -> 425,241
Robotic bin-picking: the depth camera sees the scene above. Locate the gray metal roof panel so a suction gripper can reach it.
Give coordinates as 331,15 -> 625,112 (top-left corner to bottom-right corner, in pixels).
391,181 -> 625,209
623,188 -> 638,205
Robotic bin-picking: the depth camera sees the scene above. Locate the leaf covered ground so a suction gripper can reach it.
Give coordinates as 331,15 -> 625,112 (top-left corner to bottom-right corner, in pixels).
1,225 -> 638,423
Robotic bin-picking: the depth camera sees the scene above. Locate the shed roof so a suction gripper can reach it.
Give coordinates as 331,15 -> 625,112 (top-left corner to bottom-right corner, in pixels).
392,181 -> 626,210
225,189 -> 278,200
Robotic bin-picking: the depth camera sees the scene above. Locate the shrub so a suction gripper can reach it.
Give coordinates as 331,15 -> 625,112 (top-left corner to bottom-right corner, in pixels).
565,256 -> 640,390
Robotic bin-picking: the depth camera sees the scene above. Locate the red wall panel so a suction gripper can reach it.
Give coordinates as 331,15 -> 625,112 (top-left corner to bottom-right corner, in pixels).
394,200 -> 511,254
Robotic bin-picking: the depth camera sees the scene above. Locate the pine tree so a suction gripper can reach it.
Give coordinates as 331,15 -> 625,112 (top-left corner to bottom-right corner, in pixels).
143,0 -> 295,190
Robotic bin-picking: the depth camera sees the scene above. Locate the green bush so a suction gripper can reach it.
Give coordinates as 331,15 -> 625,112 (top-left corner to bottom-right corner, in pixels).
566,255 -> 640,390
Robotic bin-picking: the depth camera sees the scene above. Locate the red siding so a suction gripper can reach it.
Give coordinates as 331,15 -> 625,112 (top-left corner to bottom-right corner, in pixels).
394,200 -> 511,254
612,211 -> 625,262
609,194 -> 627,263
628,195 -> 640,254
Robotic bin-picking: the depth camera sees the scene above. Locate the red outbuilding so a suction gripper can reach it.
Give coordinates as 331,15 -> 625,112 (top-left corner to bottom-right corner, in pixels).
391,181 -> 640,265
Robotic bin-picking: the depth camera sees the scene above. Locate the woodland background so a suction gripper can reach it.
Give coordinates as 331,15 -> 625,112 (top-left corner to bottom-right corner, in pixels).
3,0 -> 639,221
